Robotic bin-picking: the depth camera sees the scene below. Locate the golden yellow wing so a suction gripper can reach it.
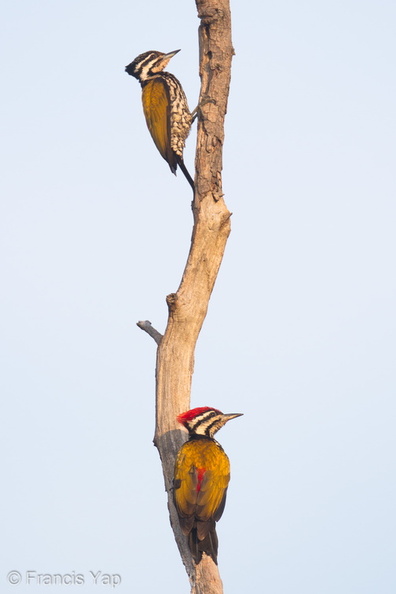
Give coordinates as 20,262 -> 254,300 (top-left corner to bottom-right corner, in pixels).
174,439 -> 230,529
141,78 -> 176,172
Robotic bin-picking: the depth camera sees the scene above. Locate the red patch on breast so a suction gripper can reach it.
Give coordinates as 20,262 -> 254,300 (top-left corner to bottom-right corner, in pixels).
196,468 -> 206,492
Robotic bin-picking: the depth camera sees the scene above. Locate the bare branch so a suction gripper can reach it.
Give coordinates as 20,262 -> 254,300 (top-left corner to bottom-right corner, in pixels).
136,320 -> 163,345
139,0 -> 233,591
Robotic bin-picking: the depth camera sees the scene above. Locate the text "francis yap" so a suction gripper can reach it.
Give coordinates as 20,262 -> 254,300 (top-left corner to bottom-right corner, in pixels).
8,570 -> 121,587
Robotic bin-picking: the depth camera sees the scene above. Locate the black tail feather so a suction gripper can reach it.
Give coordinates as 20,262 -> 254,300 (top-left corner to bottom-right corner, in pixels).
177,157 -> 195,192
188,525 -> 218,565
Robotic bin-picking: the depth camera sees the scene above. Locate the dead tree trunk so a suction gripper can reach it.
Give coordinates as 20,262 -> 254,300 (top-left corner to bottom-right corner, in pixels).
138,0 -> 233,591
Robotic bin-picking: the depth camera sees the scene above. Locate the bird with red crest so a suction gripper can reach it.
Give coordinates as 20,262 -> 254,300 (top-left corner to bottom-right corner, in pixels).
173,406 -> 242,564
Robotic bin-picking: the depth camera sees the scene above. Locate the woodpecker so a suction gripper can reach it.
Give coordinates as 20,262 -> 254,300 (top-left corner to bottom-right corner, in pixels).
125,50 -> 194,190
173,407 -> 242,564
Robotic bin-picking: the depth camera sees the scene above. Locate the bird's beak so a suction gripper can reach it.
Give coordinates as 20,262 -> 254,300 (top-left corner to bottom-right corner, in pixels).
223,413 -> 243,423
165,49 -> 181,59
158,50 -> 181,72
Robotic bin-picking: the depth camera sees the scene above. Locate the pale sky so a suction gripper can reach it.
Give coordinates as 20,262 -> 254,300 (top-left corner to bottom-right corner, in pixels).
1,1 -> 395,592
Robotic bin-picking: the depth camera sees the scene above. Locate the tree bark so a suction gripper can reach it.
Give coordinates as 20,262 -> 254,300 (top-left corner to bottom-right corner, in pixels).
139,0 -> 233,591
